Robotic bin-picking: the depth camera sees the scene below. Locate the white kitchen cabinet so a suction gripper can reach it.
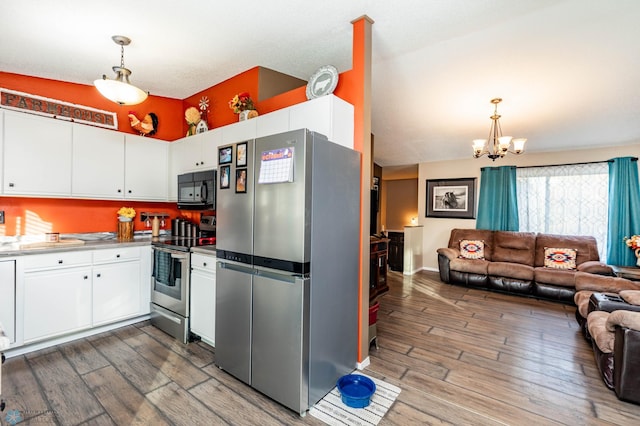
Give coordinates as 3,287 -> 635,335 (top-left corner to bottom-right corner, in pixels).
289,95 -> 354,149
23,266 -> 92,343
221,118 -> 257,145
0,110 -> 4,191
92,247 -> 141,326
190,251 -> 216,346
3,110 -> 73,196
0,260 -> 16,343
255,108 -> 290,139
72,124 -> 125,199
124,134 -> 168,201
139,245 -> 152,315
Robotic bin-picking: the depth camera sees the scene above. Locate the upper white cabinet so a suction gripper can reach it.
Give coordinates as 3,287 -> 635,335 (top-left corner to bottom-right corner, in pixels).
3,111 -> 73,196
255,108 -> 290,139
72,124 -> 125,199
124,134 -> 168,201
0,260 -> 15,344
289,95 -> 354,149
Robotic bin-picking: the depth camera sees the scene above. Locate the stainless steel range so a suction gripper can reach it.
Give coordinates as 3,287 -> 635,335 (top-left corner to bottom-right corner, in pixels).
150,216 -> 215,343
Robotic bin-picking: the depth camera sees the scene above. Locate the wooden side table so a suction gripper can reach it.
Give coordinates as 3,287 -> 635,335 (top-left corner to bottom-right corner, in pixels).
611,265 -> 640,281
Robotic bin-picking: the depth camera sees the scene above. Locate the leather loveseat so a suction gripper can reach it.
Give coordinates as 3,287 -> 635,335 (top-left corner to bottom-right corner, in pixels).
437,228 -> 612,303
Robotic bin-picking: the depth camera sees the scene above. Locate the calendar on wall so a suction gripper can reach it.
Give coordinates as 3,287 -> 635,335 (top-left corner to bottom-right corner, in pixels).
258,147 -> 295,184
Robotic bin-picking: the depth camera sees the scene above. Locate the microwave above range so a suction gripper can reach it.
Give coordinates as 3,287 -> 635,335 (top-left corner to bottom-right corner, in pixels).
178,170 -> 216,210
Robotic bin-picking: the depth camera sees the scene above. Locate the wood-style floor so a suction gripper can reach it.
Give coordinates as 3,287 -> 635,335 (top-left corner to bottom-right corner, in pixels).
3,270 -> 640,425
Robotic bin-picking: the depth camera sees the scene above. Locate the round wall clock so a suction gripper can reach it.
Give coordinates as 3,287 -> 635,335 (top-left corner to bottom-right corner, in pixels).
306,65 -> 339,100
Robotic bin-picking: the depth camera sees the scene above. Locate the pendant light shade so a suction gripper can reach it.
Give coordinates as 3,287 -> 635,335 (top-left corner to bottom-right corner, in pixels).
94,36 -> 148,105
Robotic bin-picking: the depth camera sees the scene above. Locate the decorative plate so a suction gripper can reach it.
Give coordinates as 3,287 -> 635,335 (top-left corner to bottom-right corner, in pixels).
306,65 -> 339,99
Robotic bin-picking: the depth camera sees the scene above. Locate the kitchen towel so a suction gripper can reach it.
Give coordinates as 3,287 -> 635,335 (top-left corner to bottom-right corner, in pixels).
309,373 -> 401,426
153,250 -> 174,286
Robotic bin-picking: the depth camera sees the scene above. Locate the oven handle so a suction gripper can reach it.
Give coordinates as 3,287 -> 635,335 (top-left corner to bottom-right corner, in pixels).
151,305 -> 182,324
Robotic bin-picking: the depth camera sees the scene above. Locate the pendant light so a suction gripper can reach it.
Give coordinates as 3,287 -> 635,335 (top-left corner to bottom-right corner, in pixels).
94,35 -> 148,105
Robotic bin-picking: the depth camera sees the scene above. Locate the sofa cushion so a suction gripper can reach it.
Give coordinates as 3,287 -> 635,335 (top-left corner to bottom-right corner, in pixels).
534,267 -> 576,287
577,260 -> 614,275
449,257 -> 489,275
492,231 -> 536,266
459,240 -> 485,259
543,247 -> 577,270
535,233 -> 600,267
588,311 -> 615,353
448,229 -> 494,261
488,261 -> 534,281
620,290 -> 640,306
575,271 -> 640,292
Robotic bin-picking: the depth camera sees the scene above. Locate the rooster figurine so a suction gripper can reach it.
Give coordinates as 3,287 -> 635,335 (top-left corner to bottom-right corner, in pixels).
128,112 -> 158,136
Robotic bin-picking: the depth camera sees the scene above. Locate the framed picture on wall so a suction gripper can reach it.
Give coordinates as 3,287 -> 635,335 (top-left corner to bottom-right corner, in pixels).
219,165 -> 231,189
236,142 -> 247,167
426,177 -> 476,219
219,146 -> 232,165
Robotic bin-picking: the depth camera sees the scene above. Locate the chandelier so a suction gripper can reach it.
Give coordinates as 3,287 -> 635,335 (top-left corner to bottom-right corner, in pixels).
472,98 -> 526,161
94,35 -> 148,106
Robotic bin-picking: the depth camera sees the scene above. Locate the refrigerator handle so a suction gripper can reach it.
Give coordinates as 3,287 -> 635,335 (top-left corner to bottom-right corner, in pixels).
218,261 -> 254,275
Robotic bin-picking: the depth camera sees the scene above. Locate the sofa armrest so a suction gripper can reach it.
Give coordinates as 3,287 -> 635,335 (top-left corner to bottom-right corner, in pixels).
437,247 -> 460,261
575,271 -> 640,292
606,310 -> 640,332
578,261 -> 614,276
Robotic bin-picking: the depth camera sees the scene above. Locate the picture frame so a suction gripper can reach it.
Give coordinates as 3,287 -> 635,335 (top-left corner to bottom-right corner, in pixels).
236,142 -> 247,167
219,165 -> 230,189
235,168 -> 247,193
426,178 -> 476,219
219,146 -> 232,165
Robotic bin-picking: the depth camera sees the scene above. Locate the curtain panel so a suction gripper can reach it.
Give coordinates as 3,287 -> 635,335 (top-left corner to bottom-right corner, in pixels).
476,166 -> 519,231
607,157 -> 640,266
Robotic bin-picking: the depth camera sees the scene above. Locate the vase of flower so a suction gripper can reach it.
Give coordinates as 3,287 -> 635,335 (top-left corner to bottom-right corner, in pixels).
229,92 -> 258,121
117,207 -> 136,241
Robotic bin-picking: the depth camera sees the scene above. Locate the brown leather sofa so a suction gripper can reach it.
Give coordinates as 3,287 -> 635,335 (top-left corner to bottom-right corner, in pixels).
437,228 -> 612,303
587,304 -> 640,404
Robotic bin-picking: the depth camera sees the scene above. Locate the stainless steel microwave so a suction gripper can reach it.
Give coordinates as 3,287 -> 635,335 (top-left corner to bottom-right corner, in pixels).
177,170 -> 216,210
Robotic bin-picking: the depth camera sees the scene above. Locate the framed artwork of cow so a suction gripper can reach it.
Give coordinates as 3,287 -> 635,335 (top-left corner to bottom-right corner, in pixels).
426,177 -> 476,218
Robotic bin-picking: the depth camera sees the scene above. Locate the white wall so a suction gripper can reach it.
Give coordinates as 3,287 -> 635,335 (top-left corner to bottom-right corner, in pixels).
418,142 -> 640,271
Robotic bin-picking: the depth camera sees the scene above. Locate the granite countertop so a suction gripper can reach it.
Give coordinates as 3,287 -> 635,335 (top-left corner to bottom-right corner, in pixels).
190,246 -> 217,255
0,232 -> 167,257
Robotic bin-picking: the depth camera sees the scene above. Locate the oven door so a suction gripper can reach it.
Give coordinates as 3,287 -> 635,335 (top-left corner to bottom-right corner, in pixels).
151,246 -> 190,317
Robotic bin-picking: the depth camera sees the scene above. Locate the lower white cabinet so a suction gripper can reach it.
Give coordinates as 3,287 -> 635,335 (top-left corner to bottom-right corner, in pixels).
93,260 -> 141,326
0,260 -> 16,343
24,266 -> 92,343
190,252 -> 216,346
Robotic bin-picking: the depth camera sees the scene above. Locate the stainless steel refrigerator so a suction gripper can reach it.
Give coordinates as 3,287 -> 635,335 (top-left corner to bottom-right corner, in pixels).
215,128 -> 361,415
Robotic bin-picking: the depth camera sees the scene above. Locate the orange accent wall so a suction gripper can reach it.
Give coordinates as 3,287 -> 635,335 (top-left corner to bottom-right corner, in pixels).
0,197 -> 210,236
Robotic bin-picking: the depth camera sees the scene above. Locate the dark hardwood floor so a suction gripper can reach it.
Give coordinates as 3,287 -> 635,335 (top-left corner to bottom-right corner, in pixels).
3,270 -> 640,425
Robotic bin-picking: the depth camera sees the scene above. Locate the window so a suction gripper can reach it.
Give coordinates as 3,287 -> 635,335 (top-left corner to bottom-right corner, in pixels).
516,163 -> 609,261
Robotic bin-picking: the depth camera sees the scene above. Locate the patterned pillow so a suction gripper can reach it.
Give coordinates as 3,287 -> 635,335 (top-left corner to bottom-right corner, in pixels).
459,240 -> 485,260
544,247 -> 578,270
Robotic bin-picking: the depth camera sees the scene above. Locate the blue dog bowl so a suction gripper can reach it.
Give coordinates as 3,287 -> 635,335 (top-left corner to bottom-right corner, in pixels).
337,374 -> 376,408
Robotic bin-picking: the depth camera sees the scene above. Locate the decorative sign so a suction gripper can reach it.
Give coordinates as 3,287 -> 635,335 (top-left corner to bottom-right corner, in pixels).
258,147 -> 294,184
0,88 -> 118,130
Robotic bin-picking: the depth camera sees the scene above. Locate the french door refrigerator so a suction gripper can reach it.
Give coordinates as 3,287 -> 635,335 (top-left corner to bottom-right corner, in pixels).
215,128 -> 361,415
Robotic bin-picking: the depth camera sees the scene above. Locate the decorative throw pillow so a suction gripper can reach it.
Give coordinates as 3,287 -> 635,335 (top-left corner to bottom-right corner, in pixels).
544,247 -> 578,270
459,240 -> 485,260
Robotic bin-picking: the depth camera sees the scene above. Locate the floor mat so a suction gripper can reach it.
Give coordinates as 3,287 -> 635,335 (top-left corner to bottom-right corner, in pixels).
309,373 -> 401,426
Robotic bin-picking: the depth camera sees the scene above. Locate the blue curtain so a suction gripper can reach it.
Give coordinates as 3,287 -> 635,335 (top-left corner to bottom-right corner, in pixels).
607,157 -> 640,265
476,166 -> 519,231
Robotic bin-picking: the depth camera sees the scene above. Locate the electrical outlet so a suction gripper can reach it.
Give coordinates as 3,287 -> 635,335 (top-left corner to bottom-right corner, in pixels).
0,211 -> 4,224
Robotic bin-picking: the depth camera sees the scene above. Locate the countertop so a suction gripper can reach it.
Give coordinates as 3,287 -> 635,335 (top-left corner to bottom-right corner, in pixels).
0,233 -> 163,257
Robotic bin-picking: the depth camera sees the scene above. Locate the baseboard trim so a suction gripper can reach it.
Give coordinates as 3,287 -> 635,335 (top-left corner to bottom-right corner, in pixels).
357,356 -> 371,370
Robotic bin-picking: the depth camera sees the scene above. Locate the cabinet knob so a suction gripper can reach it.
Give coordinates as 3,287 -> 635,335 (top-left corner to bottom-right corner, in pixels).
117,189 -> 122,193
128,190 -> 132,194
8,183 -> 14,187
116,254 -> 120,258
195,162 -> 199,166
58,259 -> 63,264
203,262 -> 207,267
97,273 -> 101,278
83,275 -> 88,280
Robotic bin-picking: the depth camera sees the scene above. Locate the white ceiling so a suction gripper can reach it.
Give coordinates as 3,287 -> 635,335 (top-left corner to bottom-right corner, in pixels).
2,1 -> 639,167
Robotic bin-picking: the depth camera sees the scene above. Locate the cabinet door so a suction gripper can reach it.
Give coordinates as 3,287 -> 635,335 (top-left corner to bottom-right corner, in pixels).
3,111 -> 73,196
190,268 -> 216,346
0,260 -> 15,343
200,128 -> 222,169
72,124 -> 125,198
24,267 -> 92,342
93,261 -> 141,325
124,134 -> 168,200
